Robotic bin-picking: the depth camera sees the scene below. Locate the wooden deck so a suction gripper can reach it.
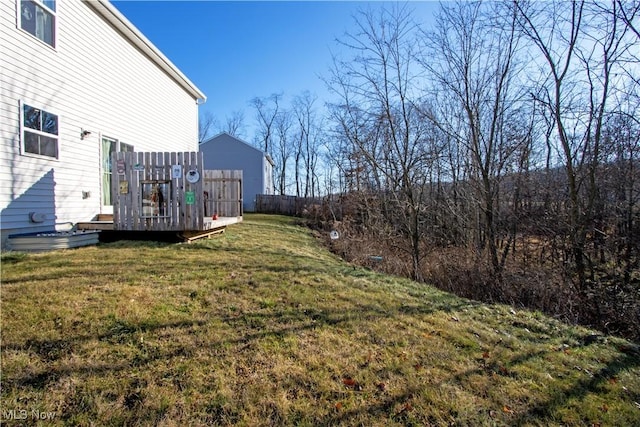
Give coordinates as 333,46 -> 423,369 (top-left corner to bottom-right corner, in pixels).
76,215 -> 241,242
202,216 -> 241,230
109,152 -> 242,232
76,152 -> 243,241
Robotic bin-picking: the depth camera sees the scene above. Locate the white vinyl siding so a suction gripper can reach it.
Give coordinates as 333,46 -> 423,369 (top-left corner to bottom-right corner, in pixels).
1,0 -> 201,245
200,133 -> 272,212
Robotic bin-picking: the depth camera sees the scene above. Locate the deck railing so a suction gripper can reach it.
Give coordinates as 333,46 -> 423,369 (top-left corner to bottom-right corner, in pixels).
111,151 -> 241,231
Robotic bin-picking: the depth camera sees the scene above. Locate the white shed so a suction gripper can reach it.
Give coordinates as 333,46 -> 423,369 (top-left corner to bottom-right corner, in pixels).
200,133 -> 274,212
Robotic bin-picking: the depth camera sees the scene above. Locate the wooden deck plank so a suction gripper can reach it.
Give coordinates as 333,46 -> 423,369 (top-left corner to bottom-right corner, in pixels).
76,221 -> 115,231
76,216 -> 240,233
179,227 -> 226,243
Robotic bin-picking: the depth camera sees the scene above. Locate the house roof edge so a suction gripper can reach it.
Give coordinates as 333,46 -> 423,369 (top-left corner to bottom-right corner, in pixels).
85,0 -> 206,103
201,132 -> 272,158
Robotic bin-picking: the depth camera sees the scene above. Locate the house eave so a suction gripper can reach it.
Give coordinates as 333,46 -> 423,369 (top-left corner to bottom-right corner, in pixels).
265,154 -> 275,167
84,0 -> 206,103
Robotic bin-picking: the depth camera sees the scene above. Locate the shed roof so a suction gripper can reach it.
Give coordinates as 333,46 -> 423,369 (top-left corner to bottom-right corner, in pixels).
202,132 -> 273,165
85,0 -> 206,103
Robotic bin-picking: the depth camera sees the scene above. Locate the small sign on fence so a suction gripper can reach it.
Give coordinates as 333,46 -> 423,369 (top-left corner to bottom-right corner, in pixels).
171,164 -> 182,179
185,191 -> 195,205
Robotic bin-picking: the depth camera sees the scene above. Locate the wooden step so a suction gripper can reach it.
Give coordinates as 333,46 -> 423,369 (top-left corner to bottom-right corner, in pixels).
96,214 -> 114,221
76,213 -> 114,231
76,221 -> 113,231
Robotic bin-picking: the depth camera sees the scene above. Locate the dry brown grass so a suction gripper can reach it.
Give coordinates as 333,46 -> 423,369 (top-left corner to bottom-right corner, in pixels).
1,214 -> 639,426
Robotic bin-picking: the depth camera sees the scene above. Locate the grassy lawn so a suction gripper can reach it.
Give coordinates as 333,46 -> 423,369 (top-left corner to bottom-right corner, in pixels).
1,214 -> 639,426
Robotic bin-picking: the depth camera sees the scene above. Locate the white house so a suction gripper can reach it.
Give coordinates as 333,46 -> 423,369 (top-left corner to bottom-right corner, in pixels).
200,132 -> 274,212
0,0 -> 206,248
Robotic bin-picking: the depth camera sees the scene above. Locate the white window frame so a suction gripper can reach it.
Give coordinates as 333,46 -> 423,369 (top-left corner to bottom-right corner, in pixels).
19,100 -> 60,161
101,136 -> 134,207
17,0 -> 57,49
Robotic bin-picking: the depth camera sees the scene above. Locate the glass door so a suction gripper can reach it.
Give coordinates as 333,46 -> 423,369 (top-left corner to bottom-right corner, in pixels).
101,137 -> 134,213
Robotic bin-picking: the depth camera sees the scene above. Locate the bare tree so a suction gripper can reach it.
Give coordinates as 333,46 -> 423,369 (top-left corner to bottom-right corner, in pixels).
615,0 -> 640,66
421,1 -> 525,276
327,3 -> 436,280
514,0 -> 638,291
292,91 -> 324,198
273,109 -> 294,194
251,93 -> 282,154
198,110 -> 218,143
319,0 -> 640,339
223,110 -> 246,138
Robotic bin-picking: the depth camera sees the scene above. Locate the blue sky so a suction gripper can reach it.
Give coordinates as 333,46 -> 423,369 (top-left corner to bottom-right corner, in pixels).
111,1 -> 439,139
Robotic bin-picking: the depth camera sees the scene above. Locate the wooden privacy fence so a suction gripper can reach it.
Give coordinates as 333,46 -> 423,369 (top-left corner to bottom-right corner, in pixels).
255,194 -> 322,216
203,170 -> 243,218
111,151 -> 242,232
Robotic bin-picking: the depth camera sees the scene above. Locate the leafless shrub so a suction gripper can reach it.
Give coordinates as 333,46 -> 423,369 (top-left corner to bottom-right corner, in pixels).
306,206 -> 640,342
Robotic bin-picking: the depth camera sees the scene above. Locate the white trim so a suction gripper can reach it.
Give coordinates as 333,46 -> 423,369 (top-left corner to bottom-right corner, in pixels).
100,134 -> 116,211
99,134 -> 134,212
98,132 -> 106,214
83,0 -> 206,103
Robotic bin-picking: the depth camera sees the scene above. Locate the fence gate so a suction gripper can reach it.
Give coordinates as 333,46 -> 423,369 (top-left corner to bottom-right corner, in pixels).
203,170 -> 243,218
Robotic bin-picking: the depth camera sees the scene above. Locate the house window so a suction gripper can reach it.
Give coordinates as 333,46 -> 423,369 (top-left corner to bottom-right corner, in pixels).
20,0 -> 56,48
21,103 -> 58,159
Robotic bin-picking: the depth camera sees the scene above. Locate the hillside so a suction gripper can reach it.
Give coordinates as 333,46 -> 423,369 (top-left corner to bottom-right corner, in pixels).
1,214 -> 639,426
